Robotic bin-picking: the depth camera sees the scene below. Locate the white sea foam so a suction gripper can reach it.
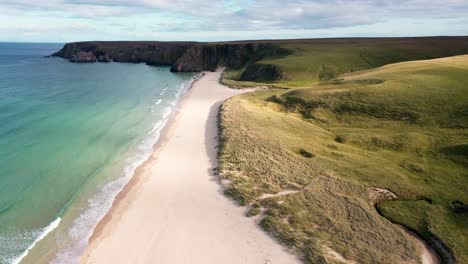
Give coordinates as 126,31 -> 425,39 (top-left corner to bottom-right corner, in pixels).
49,76 -> 197,264
10,217 -> 62,264
158,86 -> 168,96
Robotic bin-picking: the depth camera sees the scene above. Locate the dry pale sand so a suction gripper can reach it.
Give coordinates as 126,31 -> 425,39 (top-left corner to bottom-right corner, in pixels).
80,70 -> 300,264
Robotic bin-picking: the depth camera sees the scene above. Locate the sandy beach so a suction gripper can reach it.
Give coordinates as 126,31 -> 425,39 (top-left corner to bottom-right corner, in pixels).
80,69 -> 299,264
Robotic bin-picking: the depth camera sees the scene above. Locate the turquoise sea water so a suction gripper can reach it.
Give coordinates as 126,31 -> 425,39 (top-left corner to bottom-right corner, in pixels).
0,43 -> 194,263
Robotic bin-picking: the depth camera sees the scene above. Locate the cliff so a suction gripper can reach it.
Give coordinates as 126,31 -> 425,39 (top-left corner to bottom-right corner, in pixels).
51,41 -> 290,72
52,37 -> 468,79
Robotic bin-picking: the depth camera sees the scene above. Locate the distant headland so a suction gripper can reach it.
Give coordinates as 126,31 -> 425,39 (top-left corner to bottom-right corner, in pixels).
52,37 -> 468,78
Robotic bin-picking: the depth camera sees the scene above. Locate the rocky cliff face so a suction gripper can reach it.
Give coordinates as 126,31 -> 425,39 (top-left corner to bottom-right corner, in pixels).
52,41 -> 194,65
170,43 -> 289,72
70,51 -> 97,62
52,41 -> 290,72
239,63 -> 283,82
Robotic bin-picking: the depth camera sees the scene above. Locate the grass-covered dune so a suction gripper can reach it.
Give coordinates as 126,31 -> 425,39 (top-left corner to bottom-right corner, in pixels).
218,55 -> 468,263
223,36 -> 468,88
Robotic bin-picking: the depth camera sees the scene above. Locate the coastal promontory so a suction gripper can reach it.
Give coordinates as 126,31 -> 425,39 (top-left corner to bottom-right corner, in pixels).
51,41 -> 290,72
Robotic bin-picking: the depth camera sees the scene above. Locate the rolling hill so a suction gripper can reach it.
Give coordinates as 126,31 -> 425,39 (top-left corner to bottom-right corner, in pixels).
218,55 -> 468,263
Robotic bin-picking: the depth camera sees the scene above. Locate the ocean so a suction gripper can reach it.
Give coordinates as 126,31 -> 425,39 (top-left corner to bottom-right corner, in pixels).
0,43 -> 195,263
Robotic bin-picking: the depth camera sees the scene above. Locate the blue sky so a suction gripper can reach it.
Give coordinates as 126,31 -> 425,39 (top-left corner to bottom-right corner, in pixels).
0,0 -> 467,42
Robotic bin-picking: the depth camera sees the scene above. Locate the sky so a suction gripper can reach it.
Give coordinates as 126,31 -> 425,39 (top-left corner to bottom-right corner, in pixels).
0,0 -> 468,42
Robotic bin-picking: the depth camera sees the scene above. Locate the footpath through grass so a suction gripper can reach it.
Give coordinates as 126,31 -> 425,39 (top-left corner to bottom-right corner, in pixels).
218,55 -> 468,263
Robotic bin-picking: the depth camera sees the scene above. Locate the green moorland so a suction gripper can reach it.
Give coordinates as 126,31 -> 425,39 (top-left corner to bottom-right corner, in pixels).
218,55 -> 468,263
222,38 -> 468,88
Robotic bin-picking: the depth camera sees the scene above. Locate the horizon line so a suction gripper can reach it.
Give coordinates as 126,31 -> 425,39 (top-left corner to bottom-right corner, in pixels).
2,34 -> 468,44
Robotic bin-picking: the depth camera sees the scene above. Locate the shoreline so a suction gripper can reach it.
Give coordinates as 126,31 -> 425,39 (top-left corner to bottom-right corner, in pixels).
13,65 -> 199,264
83,72 -> 205,247
80,69 -> 299,263
84,74 -> 203,246
19,71 -> 200,264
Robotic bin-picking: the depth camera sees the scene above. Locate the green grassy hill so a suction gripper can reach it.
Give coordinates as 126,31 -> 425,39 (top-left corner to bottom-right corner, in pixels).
218,55 -> 468,263
222,37 -> 468,88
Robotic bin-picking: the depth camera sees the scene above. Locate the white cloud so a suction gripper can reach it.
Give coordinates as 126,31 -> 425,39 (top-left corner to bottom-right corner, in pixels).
0,0 -> 467,41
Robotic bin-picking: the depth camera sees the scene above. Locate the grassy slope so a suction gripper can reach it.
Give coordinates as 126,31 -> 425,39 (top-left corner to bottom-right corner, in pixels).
218,55 -> 468,263
222,37 -> 468,88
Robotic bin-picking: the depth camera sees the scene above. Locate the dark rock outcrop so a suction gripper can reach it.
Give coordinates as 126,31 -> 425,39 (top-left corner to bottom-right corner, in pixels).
170,43 -> 289,72
451,201 -> 468,213
51,41 -> 290,72
239,63 -> 283,82
70,51 -> 97,63
52,41 -> 194,66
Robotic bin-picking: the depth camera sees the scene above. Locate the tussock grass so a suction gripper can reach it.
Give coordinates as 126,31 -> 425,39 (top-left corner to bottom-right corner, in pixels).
218,55 -> 468,263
